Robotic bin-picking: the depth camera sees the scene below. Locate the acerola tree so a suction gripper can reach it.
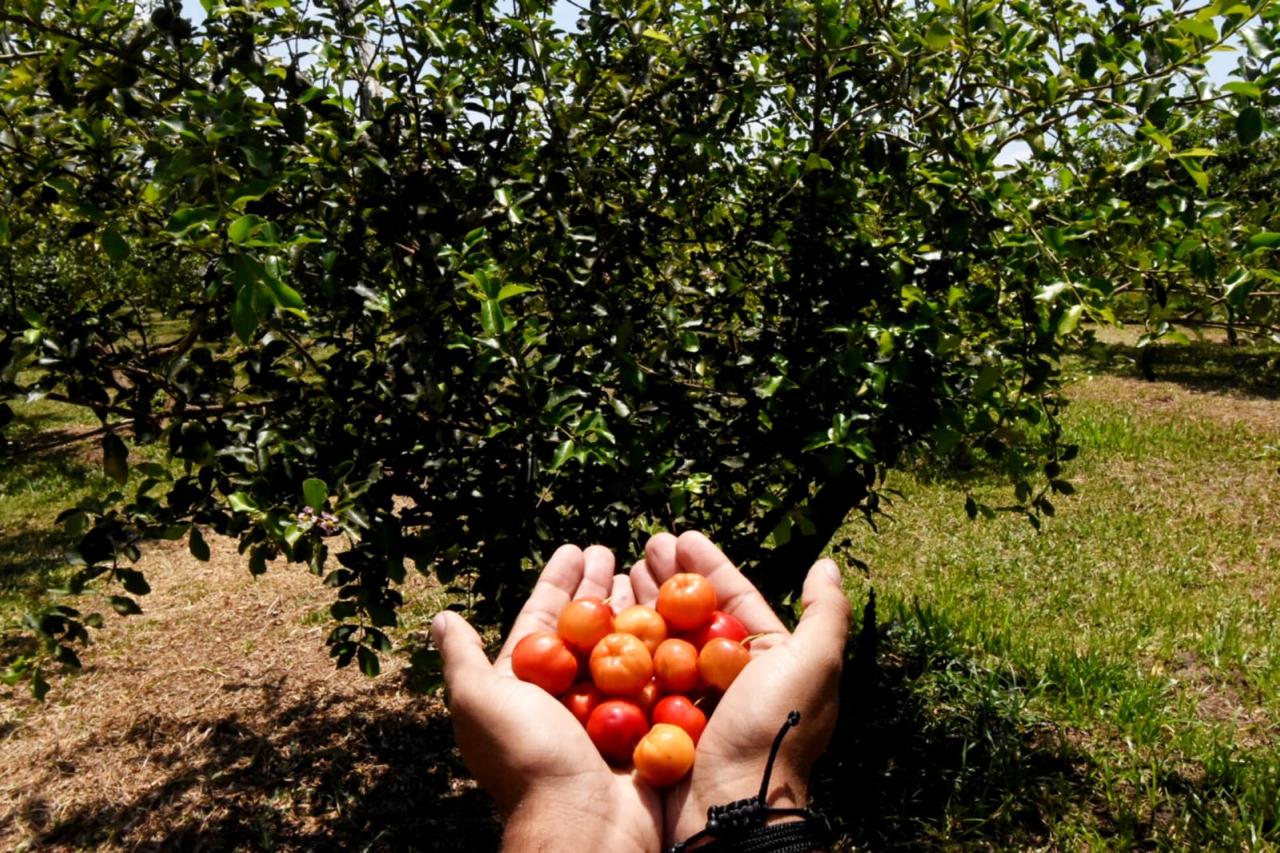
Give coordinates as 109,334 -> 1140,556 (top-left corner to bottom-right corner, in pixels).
1,0 -> 1276,691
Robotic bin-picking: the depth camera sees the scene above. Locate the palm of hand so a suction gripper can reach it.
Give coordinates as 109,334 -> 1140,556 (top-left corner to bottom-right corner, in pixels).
435,532 -> 848,852
626,532 -> 847,844
435,544 -> 664,852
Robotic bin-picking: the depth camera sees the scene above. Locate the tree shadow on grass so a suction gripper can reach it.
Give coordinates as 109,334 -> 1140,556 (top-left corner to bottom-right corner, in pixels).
811,595 -> 1280,849
811,595 -> 1101,850
0,528 -> 70,589
1084,338 -> 1280,399
11,681 -> 500,852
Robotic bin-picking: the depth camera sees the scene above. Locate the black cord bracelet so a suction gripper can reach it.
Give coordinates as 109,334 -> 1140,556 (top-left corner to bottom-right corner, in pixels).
668,711 -> 828,853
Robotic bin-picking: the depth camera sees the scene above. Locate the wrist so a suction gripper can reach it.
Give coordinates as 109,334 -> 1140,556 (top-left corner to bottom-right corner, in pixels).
503,788 -> 657,853
671,767 -> 809,845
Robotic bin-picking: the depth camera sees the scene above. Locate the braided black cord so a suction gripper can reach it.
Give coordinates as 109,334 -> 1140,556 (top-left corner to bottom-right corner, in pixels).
669,711 -> 824,853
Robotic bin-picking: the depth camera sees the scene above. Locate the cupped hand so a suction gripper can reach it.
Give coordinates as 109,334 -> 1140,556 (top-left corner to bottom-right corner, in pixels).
432,544 -> 663,853
630,531 -> 851,845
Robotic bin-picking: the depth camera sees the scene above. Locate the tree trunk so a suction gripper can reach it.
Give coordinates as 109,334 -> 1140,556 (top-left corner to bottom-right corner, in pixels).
748,464 -> 870,603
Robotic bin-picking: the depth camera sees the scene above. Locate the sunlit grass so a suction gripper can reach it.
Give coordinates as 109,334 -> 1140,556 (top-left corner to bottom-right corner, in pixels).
837,339 -> 1280,847
0,394 -> 168,633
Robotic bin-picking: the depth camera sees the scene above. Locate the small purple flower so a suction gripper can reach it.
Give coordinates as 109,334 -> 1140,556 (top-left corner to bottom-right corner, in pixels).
319,512 -> 340,536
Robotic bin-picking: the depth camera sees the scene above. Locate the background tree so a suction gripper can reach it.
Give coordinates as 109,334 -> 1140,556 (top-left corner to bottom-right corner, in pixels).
1,0 -> 1276,691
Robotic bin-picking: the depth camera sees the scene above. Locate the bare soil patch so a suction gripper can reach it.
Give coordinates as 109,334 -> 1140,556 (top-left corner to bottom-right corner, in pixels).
0,534 -> 498,852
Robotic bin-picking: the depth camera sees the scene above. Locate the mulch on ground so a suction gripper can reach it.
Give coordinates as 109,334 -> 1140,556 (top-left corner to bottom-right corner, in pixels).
0,534 -> 499,852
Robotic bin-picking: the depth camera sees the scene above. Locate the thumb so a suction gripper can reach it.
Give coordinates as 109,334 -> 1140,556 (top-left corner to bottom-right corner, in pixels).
791,558 -> 852,657
432,610 -> 494,701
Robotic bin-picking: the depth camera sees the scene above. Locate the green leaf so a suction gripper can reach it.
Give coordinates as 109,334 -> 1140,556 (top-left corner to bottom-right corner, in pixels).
1236,106 -> 1263,146
189,526 -> 210,561
1178,156 -> 1209,193
228,491 -> 259,513
357,645 -> 381,677
1222,81 -> 1262,99
1058,304 -> 1084,336
973,364 -> 1000,397
227,214 -> 259,244
804,153 -> 834,172
641,27 -> 672,44
232,284 -> 258,344
1246,232 -> 1280,251
115,568 -> 150,596
923,20 -> 952,50
302,478 -> 328,511
1174,18 -> 1217,40
495,283 -> 533,302
102,433 -> 128,484
550,439 -> 575,470
264,276 -> 306,312
164,206 -> 218,236
101,228 -> 130,262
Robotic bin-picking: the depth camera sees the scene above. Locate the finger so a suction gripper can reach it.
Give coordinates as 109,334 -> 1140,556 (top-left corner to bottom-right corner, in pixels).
675,530 -> 787,634
496,544 -> 585,667
644,532 -> 679,583
432,610 -> 494,707
574,544 -> 616,600
610,574 -> 637,613
629,558 -> 660,606
791,559 -> 852,663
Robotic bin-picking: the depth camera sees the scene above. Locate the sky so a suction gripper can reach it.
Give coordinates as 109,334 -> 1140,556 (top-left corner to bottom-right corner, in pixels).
177,0 -> 1249,167
177,0 -> 1247,86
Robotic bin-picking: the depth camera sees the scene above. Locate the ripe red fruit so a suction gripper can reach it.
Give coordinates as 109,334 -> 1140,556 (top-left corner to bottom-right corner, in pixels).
688,610 -> 749,649
633,723 -> 696,787
558,597 -> 615,654
636,679 -> 662,715
656,573 -> 718,631
562,681 -> 604,726
653,638 -> 701,694
614,605 -> 668,654
698,636 -> 750,692
589,632 -> 655,696
652,695 -> 707,744
512,631 -> 578,696
587,699 -> 649,765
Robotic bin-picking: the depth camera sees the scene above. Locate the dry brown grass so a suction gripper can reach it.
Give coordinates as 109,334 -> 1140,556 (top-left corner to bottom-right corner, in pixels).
0,534 -> 497,852
1071,372 -> 1280,435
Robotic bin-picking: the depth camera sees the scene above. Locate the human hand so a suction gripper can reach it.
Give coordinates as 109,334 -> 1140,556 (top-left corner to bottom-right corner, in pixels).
431,544 -> 663,853
629,531 -> 851,846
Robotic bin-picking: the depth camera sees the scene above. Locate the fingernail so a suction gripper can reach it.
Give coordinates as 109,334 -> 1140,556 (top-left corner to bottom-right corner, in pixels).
430,611 -> 449,642
822,559 -> 841,583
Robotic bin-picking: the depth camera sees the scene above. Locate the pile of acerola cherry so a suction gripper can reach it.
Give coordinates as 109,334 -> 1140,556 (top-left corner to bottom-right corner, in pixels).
512,572 -> 752,788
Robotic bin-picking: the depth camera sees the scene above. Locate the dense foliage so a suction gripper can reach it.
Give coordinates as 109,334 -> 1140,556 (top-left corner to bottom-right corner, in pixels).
1,0 -> 1276,691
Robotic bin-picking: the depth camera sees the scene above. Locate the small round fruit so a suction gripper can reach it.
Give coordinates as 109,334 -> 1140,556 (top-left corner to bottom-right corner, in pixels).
614,605 -> 668,654
653,638 -> 701,694
636,679 -> 662,715
587,699 -> 649,765
698,637 -> 750,692
633,723 -> 696,787
562,681 -> 604,726
511,631 -> 578,696
652,694 -> 707,744
656,573 -> 718,632
558,597 -> 615,654
689,610 -> 749,649
589,632 -> 655,696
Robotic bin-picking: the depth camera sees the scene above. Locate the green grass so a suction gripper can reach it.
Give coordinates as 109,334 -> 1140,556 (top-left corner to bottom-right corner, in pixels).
0,396 -> 107,633
828,339 -> 1280,848
0,391 -> 170,635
